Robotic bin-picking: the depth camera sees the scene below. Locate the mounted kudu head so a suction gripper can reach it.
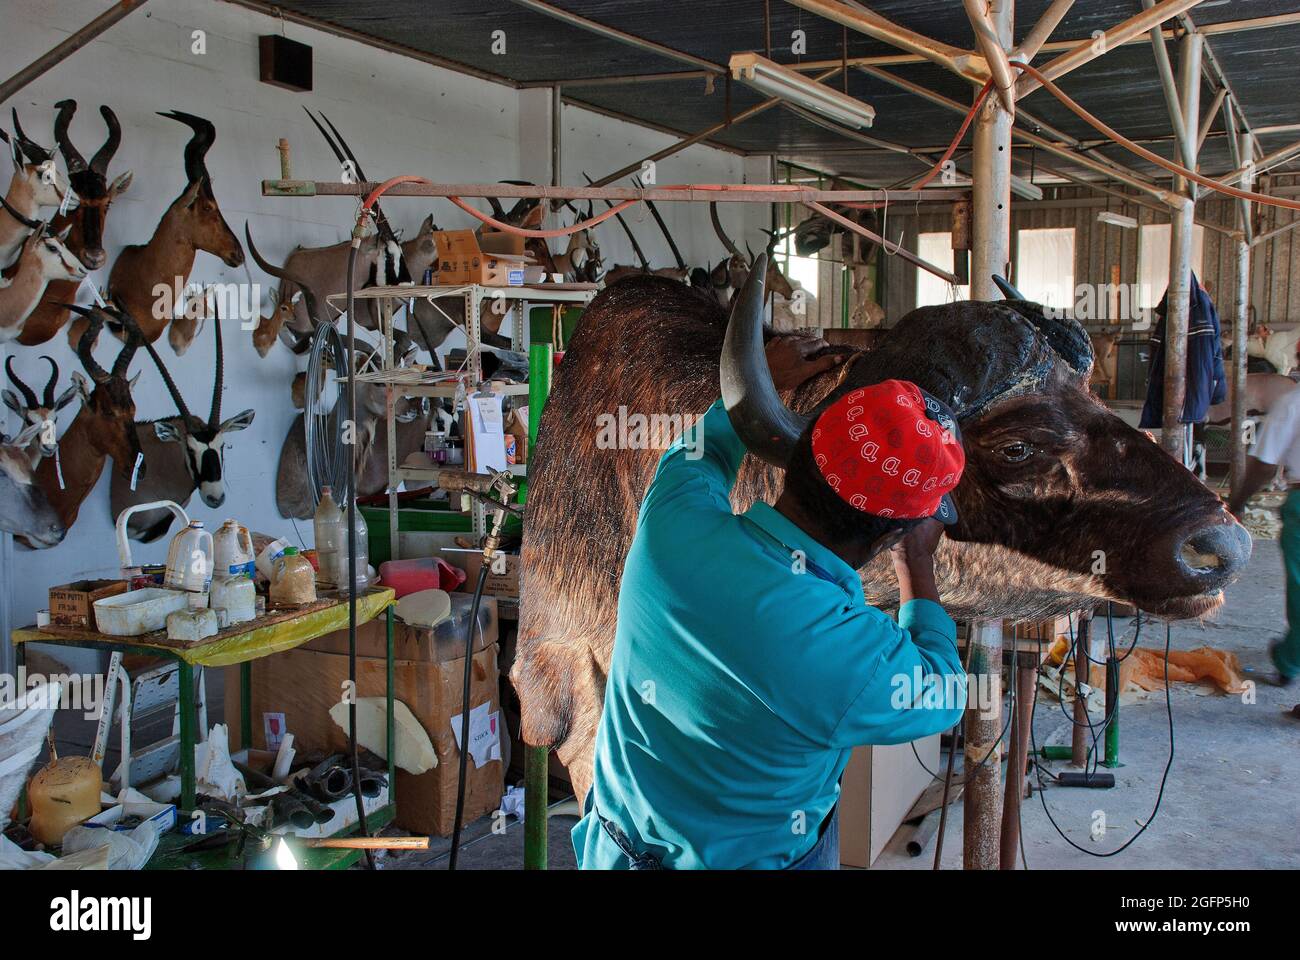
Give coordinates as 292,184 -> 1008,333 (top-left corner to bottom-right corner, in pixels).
4,356 -> 78,465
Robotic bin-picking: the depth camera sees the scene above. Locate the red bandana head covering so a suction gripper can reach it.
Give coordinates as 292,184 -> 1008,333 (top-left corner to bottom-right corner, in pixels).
809,379 -> 965,523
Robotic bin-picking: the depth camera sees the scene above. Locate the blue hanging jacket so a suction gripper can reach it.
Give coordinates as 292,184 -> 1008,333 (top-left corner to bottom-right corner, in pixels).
1140,271 -> 1227,427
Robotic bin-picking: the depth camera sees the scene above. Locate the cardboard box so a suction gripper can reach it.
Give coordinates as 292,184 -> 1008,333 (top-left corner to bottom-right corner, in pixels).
225,632 -> 504,837
444,550 -> 520,597
839,737 -> 939,867
434,229 -> 529,286
49,579 -> 128,628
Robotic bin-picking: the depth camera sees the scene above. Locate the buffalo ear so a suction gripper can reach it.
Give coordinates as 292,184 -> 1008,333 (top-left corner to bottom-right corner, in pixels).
154,419 -> 185,442
219,409 -> 255,434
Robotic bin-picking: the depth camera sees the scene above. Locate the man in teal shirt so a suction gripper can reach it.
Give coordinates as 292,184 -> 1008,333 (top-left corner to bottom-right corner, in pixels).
573,337 -> 968,869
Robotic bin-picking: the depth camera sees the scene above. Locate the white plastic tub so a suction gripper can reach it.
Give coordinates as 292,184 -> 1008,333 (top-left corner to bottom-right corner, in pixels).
93,588 -> 191,636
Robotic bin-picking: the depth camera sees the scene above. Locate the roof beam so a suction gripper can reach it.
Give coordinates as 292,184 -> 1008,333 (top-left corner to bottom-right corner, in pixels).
783,0 -> 985,81
0,0 -> 149,103
503,0 -> 723,73
1015,0 -> 1205,100
1012,0 -> 1075,63
964,0 -> 1016,114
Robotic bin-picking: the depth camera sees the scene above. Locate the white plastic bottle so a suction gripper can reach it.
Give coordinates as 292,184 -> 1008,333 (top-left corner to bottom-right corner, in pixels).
313,486 -> 344,589
337,505 -> 371,592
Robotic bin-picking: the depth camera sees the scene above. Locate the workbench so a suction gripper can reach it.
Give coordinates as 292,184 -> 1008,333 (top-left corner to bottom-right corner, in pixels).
11,587 -> 397,869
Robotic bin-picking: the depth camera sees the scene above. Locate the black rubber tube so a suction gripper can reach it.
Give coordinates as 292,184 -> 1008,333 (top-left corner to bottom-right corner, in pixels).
449,561 -> 490,870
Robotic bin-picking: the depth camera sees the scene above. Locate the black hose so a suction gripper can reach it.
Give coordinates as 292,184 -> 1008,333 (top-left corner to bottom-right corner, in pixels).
345,237 -> 375,869
449,561 -> 490,870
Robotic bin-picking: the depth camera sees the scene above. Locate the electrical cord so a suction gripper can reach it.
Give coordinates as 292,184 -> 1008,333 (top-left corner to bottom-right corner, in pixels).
1028,623 -> 1176,857
449,562 -> 491,871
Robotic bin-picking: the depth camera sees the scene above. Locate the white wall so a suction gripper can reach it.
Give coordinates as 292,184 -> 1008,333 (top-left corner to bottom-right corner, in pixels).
1,0 -> 762,667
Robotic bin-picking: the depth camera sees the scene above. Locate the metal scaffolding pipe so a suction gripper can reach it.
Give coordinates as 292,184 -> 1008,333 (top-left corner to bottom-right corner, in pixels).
965,0 -> 1017,115
1016,0 -> 1205,100
1161,32 -> 1202,463
964,622 -> 1005,870
1142,0 -> 1196,175
1012,0 -> 1075,62
1230,128 -> 1254,499
0,0 -> 150,104
785,0 -> 984,81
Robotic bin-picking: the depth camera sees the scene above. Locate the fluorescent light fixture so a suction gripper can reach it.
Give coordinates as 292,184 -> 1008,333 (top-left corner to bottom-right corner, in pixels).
1097,210 -> 1139,229
1010,174 -> 1044,201
730,52 -> 875,129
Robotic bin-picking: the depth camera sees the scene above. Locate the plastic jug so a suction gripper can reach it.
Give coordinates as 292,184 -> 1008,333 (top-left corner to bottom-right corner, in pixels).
164,520 -> 213,594
211,573 -> 256,625
313,486 -> 344,589
271,547 -> 317,607
213,519 -> 256,579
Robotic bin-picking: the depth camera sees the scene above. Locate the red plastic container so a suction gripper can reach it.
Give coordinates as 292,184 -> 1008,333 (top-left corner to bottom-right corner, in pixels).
377,557 -> 467,599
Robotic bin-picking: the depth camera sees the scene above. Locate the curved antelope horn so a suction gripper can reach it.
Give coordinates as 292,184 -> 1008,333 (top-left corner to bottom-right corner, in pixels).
710,201 -> 742,259
158,109 -> 216,192
487,196 -> 506,219
11,109 -> 50,164
992,275 -> 1026,300
719,253 -> 808,468
320,112 -> 369,182
5,357 -> 38,410
209,301 -> 223,428
141,328 -> 194,423
89,105 -> 121,176
64,303 -> 109,383
110,302 -> 143,379
40,356 -> 59,408
244,222 -> 326,326
53,100 -> 87,175
0,192 -> 43,230
745,242 -> 756,266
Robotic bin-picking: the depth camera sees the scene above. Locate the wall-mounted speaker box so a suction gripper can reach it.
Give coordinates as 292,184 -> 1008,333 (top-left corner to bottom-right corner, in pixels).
259,34 -> 313,92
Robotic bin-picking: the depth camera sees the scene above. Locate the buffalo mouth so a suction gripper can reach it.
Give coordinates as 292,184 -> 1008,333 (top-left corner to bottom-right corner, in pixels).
1136,589 -> 1226,621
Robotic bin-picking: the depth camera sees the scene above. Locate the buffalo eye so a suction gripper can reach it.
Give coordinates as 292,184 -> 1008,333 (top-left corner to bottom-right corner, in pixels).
999,441 -> 1033,463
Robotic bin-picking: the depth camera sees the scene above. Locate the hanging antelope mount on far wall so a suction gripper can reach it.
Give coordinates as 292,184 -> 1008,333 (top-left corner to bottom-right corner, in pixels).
0,109 -> 75,269
20,100 -> 133,347
110,303 -> 254,541
93,110 -> 242,355
19,302 -> 144,549
3,355 -> 78,469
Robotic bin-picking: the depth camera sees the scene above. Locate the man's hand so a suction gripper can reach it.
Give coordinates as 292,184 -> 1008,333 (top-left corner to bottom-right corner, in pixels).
891,517 -> 945,606
765,335 -> 845,393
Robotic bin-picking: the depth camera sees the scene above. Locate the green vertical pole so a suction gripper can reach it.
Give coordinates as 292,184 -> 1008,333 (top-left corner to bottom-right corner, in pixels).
524,340 -> 554,870
386,606 -> 396,797
1103,656 -> 1121,768
178,659 -> 196,812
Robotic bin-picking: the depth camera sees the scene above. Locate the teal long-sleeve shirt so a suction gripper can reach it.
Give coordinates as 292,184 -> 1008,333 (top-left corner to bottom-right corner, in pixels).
572,398 -> 966,869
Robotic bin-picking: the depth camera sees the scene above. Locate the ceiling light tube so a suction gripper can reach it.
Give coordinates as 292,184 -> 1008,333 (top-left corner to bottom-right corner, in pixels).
1097,210 -> 1139,228
730,52 -> 875,129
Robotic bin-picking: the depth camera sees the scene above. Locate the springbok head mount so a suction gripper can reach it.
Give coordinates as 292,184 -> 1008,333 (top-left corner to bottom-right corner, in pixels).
142,303 -> 254,508
53,100 -> 131,269
159,110 -> 243,269
4,356 -> 77,462
62,301 -> 145,481
1,109 -> 73,210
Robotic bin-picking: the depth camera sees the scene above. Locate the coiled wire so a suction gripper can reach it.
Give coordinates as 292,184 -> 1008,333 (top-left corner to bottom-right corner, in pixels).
304,320 -> 350,507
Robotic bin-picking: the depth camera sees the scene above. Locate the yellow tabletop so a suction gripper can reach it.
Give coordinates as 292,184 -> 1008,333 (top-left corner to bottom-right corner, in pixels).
11,588 -> 396,668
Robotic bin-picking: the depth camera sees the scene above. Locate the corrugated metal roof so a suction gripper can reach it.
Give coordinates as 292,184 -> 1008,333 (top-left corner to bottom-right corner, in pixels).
264,0 -> 1300,186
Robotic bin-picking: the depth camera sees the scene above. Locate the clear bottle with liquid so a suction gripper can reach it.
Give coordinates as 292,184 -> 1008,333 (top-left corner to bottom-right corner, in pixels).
336,505 -> 371,593
313,486 -> 344,589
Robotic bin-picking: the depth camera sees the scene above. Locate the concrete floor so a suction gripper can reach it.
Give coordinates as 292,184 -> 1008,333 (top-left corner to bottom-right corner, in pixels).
32,540 -> 1297,871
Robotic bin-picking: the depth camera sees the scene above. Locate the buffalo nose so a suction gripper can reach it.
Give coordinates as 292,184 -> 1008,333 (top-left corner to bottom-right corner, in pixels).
1175,519 -> 1252,590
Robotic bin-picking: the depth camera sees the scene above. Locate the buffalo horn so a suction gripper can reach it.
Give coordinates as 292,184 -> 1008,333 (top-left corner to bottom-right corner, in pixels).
719,252 -> 808,467
992,274 -> 1026,300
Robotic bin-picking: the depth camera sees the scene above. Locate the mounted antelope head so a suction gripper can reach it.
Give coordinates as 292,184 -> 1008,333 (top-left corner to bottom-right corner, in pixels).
22,301 -> 143,547
103,110 -> 242,355
3,355 -> 78,467
707,201 -> 794,306
0,224 -> 88,342
19,101 -> 131,347
0,109 -> 75,268
0,421 -> 63,547
111,304 -> 255,541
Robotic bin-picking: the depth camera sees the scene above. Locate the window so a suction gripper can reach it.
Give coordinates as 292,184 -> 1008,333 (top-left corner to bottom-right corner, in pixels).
915,232 -> 969,306
1137,223 -> 1205,311
1015,227 -> 1075,312
776,231 -> 819,299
